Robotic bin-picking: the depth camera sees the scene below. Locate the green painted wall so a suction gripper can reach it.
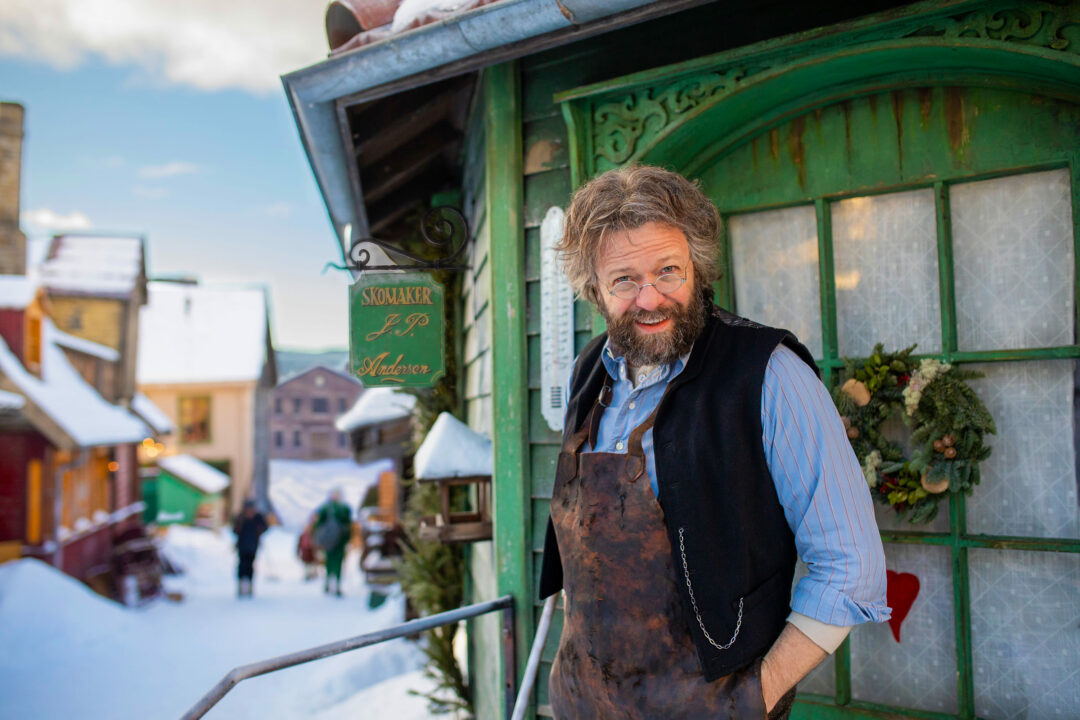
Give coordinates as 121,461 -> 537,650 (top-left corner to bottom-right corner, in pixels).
144,472 -> 217,525
460,73 -> 502,720
464,2 -> 1080,718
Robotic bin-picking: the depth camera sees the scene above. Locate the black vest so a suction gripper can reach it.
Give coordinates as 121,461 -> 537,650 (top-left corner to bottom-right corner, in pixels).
539,306 -> 818,680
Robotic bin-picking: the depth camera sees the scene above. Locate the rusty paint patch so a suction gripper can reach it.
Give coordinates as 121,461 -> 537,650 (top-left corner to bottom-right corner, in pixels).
554,0 -> 575,22
769,128 -> 779,162
868,93 -> 878,119
891,90 -> 905,175
789,116 -> 806,189
524,138 -> 561,175
945,87 -> 969,158
918,87 -> 933,130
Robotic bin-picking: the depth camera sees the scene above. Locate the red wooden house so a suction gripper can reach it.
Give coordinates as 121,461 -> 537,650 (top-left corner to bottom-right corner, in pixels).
0,276 -> 154,593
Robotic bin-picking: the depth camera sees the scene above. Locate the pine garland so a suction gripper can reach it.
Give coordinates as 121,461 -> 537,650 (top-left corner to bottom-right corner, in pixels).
832,344 -> 996,524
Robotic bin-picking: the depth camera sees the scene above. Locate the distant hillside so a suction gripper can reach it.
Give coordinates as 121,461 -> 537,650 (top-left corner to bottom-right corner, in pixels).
275,349 -> 349,382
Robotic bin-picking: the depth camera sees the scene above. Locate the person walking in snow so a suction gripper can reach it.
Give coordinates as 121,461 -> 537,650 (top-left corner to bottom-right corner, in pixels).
315,489 -> 352,596
232,499 -> 268,598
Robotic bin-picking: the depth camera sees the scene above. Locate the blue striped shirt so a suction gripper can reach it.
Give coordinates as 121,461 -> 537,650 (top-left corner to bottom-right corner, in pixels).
577,341 -> 890,627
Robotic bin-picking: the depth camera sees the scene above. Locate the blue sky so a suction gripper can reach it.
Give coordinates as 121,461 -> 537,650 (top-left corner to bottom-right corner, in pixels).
0,1 -> 351,350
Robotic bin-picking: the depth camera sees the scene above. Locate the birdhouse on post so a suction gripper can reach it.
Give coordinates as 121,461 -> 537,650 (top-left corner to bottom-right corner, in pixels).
414,412 -> 492,543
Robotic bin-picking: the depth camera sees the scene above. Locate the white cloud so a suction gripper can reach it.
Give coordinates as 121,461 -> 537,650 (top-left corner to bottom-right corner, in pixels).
138,161 -> 199,179
0,0 -> 328,95
21,207 -> 93,232
133,185 -> 168,199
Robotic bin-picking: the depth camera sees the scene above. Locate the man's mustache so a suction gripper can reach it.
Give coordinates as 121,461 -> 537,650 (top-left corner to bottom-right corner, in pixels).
623,307 -> 676,324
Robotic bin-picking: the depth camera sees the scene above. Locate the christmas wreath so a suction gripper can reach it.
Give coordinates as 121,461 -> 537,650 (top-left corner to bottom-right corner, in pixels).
831,344 -> 996,524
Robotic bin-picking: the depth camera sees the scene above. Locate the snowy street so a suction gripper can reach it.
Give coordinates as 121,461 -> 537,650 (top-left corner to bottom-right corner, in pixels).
0,459 -> 437,720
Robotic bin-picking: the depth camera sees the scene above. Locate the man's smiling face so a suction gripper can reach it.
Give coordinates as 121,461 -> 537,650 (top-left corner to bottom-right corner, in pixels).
594,221 -> 706,367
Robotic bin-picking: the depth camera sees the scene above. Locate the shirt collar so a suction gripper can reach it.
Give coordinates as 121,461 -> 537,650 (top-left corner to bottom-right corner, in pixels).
601,339 -> 692,387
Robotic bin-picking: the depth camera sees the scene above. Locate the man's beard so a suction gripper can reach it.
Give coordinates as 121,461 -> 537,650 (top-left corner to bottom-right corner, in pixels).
602,288 -> 707,367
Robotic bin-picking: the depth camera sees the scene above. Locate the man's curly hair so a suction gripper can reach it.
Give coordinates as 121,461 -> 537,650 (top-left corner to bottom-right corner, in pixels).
556,165 -> 721,306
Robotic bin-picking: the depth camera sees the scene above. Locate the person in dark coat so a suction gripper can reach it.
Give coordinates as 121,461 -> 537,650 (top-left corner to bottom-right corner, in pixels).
315,489 -> 352,596
233,499 -> 268,598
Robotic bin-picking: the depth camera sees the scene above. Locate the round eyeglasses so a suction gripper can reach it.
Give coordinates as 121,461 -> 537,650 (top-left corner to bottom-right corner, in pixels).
608,271 -> 687,300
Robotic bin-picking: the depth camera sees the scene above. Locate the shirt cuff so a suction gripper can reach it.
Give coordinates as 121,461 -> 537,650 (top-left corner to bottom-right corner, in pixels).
786,611 -> 852,654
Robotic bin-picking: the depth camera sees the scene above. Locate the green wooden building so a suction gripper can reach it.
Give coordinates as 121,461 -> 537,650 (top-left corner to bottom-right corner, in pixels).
142,454 -> 229,527
284,1 -> 1080,717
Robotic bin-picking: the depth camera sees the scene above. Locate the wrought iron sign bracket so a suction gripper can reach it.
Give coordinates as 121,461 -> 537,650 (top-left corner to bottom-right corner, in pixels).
331,206 -> 471,273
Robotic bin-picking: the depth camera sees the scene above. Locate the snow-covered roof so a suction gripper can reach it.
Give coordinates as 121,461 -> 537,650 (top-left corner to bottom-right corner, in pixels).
52,327 -> 120,362
0,319 -> 148,446
0,275 -> 37,309
278,364 -> 359,388
334,388 -> 416,432
414,412 -> 492,479
132,392 -> 173,435
137,282 -> 271,385
0,388 -> 25,410
39,235 -> 143,298
157,454 -> 230,494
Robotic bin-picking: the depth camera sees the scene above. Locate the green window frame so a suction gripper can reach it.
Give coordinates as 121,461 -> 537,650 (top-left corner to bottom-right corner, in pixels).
718,161 -> 1080,720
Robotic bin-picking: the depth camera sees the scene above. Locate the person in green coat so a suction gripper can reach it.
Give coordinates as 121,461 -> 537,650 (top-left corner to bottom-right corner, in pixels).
314,489 -> 352,596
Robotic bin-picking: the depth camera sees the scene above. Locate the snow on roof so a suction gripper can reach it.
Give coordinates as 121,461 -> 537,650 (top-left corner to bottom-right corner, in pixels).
0,275 -> 37,309
132,392 -> 173,435
39,235 -> 143,297
0,388 -> 25,410
278,364 -> 359,387
52,327 -> 120,362
0,319 -> 149,446
414,412 -> 492,479
137,282 -> 270,385
157,454 -> 230,494
334,388 -> 416,432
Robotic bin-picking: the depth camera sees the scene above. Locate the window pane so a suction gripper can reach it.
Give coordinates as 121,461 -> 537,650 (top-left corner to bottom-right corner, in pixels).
832,189 -> 941,357
970,549 -> 1080,719
965,360 -> 1079,539
952,169 -> 1074,351
729,206 -> 822,357
850,543 -> 957,714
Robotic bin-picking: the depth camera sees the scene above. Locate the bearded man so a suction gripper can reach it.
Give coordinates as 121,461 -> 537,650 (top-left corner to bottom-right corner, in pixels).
539,166 -> 890,719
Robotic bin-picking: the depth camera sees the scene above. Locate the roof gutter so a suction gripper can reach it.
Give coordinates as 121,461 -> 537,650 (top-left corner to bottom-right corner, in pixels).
281,0 -> 707,262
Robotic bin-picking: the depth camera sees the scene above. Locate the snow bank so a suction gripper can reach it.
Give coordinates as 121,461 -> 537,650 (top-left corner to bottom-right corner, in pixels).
0,523 -> 429,719
0,558 -> 128,650
269,458 -> 393,530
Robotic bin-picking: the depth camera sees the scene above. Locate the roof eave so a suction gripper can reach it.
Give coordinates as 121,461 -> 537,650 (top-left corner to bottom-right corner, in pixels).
280,0 -> 711,261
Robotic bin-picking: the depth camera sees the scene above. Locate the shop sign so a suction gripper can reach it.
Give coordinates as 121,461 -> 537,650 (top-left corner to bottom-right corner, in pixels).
349,272 -> 445,387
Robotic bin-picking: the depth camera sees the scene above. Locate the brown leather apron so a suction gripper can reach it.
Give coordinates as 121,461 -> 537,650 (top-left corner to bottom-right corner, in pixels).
548,380 -> 795,719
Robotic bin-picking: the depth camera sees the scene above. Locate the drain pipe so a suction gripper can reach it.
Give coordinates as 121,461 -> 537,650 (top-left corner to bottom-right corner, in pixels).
52,449 -> 87,571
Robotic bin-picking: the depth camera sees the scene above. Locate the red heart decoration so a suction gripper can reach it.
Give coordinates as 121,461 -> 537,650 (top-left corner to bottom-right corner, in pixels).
885,570 -> 920,643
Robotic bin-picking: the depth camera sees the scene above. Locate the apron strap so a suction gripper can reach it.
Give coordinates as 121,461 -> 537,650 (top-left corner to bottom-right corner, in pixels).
564,374 -> 613,455
624,401 -> 662,483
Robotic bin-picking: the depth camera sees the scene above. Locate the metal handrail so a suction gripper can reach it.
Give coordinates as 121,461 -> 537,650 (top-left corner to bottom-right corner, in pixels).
180,595 -> 515,720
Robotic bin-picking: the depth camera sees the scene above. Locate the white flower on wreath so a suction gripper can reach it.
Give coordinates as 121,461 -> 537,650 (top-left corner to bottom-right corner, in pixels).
902,358 -> 952,417
862,449 -> 883,487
